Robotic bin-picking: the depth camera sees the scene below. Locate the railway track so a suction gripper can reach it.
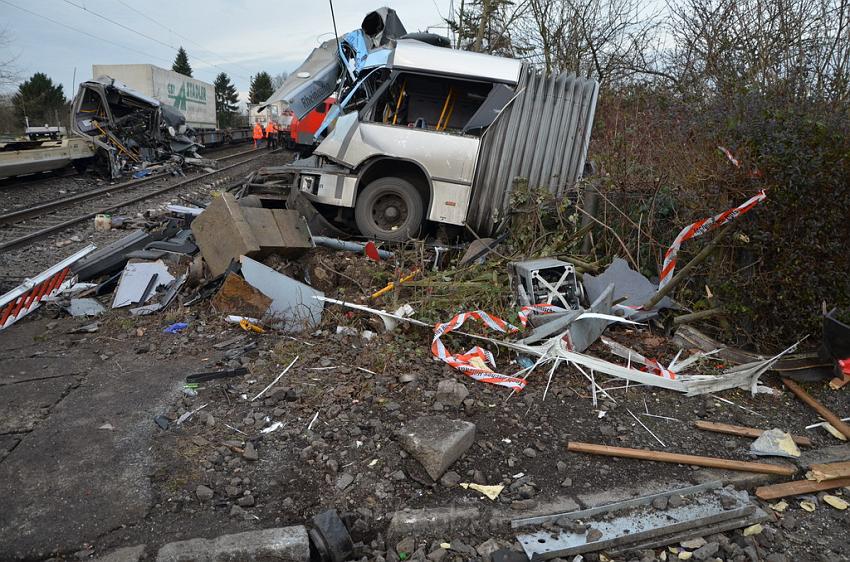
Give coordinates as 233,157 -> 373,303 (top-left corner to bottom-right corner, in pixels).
0,148 -> 268,252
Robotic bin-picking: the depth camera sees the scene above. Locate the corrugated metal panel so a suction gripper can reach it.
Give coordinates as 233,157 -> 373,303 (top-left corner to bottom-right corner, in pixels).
468,65 -> 598,235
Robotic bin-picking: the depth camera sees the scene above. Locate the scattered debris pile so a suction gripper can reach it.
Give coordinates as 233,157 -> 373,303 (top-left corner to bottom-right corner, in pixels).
2,12 -> 848,558
3,159 -> 849,560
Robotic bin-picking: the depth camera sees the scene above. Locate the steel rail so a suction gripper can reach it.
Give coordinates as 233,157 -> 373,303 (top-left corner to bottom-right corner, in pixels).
0,148 -> 260,226
0,150 -> 270,252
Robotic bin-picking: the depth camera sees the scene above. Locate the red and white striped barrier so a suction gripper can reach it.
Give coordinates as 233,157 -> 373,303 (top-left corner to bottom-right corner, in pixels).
433,306 -> 642,390
517,303 -> 568,326
643,357 -> 677,380
0,245 -> 96,330
718,146 -> 740,168
658,191 -> 766,291
431,310 -> 527,391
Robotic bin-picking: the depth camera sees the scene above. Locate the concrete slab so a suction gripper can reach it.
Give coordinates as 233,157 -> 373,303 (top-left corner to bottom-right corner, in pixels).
387,506 -> 482,541
0,351 -> 193,559
396,416 -> 476,480
0,376 -> 74,433
0,435 -> 20,462
92,545 -> 147,562
689,458 -> 797,491
690,468 -> 787,490
796,443 -> 850,467
576,478 -> 685,508
155,526 -> 309,561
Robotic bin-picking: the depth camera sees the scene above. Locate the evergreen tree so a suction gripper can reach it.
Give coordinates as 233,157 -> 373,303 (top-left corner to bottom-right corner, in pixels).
214,72 -> 239,128
172,47 -> 193,77
248,72 -> 274,104
12,72 -> 66,126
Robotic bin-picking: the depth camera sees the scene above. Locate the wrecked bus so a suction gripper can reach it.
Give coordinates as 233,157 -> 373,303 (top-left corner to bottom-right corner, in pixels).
266,8 -> 598,241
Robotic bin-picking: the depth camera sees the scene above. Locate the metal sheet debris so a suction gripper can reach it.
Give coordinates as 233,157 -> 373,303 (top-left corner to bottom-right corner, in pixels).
111,260 -> 175,308
66,298 -> 105,317
514,482 -> 765,560
240,257 -> 323,332
583,257 -> 675,320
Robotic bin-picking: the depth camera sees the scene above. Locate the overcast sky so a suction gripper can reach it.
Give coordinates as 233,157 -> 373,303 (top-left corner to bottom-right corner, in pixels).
1,0 -> 453,102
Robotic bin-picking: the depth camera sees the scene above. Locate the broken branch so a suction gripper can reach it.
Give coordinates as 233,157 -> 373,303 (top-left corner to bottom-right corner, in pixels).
781,378 -> 850,439
808,461 -> 850,482
755,477 -> 850,500
694,421 -> 813,447
567,441 -> 796,476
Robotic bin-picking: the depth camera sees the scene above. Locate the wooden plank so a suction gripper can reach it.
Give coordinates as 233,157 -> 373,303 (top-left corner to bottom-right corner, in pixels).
809,461 -> 850,482
755,477 -> 850,500
782,378 -> 850,439
693,421 -> 813,447
566,442 -> 797,476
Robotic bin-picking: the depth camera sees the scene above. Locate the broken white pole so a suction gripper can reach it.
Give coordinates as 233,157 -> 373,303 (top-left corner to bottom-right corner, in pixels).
628,408 -> 666,447
252,356 -> 299,402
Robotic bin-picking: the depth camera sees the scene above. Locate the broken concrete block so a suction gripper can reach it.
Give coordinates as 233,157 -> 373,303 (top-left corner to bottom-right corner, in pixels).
396,416 -> 475,480
66,298 -> 105,317
211,272 -> 272,318
750,429 -> 801,458
192,193 -> 260,278
155,526 -> 309,561
91,545 -> 147,562
192,193 -> 313,278
435,379 -> 469,408
386,506 -> 481,541
240,207 -> 312,257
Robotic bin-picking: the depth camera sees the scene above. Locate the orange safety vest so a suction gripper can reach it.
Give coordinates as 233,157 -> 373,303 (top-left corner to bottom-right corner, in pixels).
266,122 -> 276,136
253,123 -> 264,140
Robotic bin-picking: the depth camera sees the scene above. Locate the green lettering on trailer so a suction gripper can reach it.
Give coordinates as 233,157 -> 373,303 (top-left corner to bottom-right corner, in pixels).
167,81 -> 208,111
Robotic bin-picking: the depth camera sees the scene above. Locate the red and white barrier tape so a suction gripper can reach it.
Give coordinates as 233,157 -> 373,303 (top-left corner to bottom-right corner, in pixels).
718,146 -> 740,168
431,310 -> 527,391
643,357 -> 677,380
434,305 -> 644,390
718,146 -> 762,178
517,303 -> 568,326
658,191 -> 767,291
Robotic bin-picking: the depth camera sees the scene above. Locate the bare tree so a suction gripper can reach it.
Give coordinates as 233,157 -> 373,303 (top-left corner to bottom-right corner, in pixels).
517,0 -> 664,85
666,0 -> 850,102
271,72 -> 289,90
448,0 -> 531,56
0,28 -> 19,90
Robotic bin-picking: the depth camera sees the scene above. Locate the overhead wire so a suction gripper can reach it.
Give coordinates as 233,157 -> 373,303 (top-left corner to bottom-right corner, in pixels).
61,0 -> 251,81
0,0 -> 172,65
114,0 -> 254,77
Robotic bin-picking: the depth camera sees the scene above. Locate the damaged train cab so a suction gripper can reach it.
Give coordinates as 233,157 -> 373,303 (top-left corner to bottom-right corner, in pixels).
71,77 -> 201,178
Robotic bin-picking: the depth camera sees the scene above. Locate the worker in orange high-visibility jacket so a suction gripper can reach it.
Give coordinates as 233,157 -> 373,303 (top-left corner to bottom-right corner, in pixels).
252,121 -> 264,149
266,121 -> 277,150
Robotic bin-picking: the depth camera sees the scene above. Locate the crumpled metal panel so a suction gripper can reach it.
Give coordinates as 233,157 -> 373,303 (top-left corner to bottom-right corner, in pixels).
468,65 -> 598,235
264,39 -> 342,120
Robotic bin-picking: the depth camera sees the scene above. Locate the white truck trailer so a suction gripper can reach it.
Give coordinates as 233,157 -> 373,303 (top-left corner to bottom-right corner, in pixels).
91,64 -> 217,130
